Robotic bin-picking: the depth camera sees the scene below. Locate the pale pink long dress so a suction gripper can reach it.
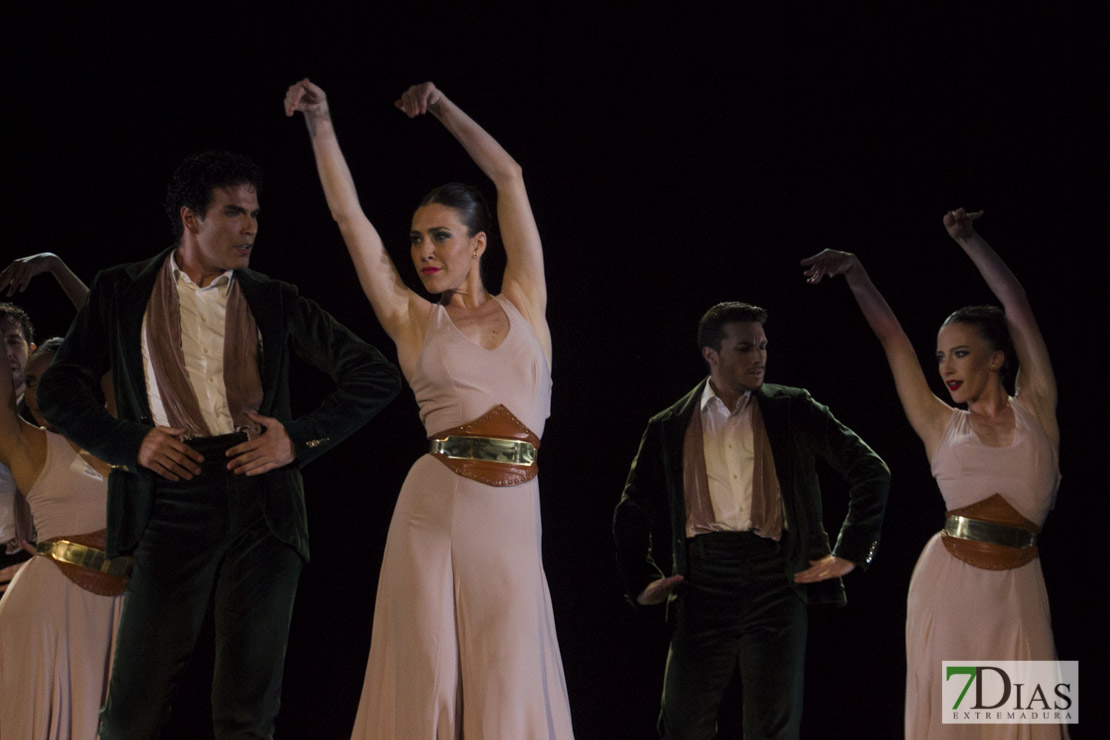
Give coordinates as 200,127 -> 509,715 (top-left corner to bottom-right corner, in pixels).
0,432 -> 124,739
352,296 -> 573,739
905,398 -> 1067,739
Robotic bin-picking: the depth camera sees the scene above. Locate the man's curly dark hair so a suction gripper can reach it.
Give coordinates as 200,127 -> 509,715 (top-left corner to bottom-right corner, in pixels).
164,150 -> 263,244
0,302 -> 34,346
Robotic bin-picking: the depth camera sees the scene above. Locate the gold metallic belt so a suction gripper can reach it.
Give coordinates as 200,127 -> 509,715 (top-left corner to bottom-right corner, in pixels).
943,515 -> 1038,549
427,404 -> 541,487
429,436 -> 537,466
36,539 -> 132,579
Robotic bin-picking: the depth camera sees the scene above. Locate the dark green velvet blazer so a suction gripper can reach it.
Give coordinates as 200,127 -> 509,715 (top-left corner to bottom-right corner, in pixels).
614,379 -> 890,610
39,247 -> 401,560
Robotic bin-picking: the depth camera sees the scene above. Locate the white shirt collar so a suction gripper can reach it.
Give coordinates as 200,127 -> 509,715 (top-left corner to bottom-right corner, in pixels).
170,251 -> 234,295
700,378 -> 751,415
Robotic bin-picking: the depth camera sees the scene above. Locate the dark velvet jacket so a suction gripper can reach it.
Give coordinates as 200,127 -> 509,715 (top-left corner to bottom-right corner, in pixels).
614,380 -> 890,610
38,247 -> 401,560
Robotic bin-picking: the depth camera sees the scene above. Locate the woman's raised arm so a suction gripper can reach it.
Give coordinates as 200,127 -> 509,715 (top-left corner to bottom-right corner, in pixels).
397,83 -> 551,364
802,249 -> 952,456
285,79 -> 430,361
944,209 -> 1057,442
0,253 -> 88,308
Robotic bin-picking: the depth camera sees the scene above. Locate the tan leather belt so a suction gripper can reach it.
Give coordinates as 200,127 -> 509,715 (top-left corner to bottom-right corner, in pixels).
940,494 -> 1040,570
36,530 -> 131,595
428,404 -> 540,487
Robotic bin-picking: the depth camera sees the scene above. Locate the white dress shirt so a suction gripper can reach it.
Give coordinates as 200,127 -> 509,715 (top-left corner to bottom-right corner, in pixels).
699,382 -> 757,532
141,253 -> 235,435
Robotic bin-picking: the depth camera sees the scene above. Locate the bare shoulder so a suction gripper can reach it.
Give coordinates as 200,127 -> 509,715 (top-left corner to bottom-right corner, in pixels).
499,290 -> 552,366
1012,392 -> 1060,452
3,421 -> 49,494
391,298 -> 436,381
918,396 -> 957,462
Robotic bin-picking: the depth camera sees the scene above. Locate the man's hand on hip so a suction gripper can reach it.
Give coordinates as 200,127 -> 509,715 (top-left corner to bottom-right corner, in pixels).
138,427 -> 203,481
226,412 -> 295,476
637,574 -> 685,605
793,554 -> 854,583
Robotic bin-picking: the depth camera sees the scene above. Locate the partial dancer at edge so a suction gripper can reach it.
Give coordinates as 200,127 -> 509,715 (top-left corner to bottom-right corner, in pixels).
802,209 -> 1067,738
286,79 -> 574,739
0,337 -> 125,739
1,253 -> 92,593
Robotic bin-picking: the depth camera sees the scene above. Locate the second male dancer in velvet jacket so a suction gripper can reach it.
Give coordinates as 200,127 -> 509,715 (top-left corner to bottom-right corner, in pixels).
614,301 -> 889,740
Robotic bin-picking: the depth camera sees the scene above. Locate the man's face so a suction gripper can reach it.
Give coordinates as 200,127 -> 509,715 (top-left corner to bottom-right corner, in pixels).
3,318 -> 31,396
182,184 -> 259,286
704,321 -> 768,396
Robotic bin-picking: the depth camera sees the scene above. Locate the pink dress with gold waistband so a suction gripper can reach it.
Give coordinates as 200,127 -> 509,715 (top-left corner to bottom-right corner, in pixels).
905,397 -> 1067,739
0,432 -> 124,739
351,296 -> 573,739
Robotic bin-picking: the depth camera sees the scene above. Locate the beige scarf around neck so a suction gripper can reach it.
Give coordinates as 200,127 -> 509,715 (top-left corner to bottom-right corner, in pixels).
145,254 -> 263,438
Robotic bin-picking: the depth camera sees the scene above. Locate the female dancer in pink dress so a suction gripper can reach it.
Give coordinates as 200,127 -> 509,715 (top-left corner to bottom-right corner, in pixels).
0,339 -> 127,738
801,210 -> 1066,738
286,80 -> 573,738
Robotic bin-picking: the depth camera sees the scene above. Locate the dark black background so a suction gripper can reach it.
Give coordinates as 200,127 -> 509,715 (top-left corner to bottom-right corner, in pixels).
4,3 -> 1103,737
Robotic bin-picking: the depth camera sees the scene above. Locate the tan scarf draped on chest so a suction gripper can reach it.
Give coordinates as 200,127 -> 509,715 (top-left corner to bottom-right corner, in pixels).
145,254 -> 263,438
683,395 -> 783,540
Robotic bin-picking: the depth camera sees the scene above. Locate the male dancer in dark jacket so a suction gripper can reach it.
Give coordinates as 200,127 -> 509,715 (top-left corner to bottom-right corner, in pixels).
39,151 -> 401,739
614,301 -> 889,740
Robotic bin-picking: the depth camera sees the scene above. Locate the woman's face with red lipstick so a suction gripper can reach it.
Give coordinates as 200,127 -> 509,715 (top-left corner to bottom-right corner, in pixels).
935,321 -> 1004,404
409,203 -> 485,294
